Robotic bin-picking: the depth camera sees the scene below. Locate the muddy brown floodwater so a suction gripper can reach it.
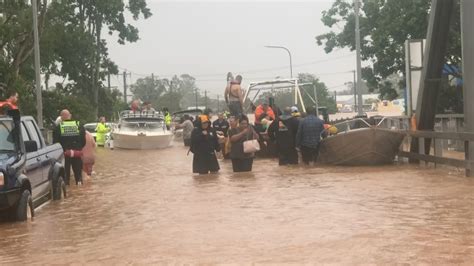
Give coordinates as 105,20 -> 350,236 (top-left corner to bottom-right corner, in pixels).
0,141 -> 473,264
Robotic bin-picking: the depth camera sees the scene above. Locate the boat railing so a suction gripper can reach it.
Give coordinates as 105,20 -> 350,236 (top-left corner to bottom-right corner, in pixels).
332,117 -> 409,134
119,111 -> 164,120
333,118 -> 371,133
374,116 -> 410,131
118,120 -> 167,132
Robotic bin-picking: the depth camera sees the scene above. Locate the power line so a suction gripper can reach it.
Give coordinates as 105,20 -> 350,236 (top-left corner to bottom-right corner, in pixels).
115,53 -> 355,79
195,70 -> 354,82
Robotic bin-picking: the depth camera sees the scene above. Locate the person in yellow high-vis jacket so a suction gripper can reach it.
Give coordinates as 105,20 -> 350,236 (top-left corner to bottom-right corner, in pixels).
165,112 -> 172,130
95,117 -> 110,147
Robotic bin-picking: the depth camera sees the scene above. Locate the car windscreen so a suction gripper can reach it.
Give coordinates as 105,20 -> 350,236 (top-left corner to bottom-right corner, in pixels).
84,124 -> 97,133
0,120 -> 16,153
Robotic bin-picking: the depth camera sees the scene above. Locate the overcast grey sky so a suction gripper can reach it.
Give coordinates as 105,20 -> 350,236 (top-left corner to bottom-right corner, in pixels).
107,0 -> 357,98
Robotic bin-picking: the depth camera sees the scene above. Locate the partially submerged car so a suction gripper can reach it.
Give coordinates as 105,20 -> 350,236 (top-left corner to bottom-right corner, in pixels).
0,110 -> 66,221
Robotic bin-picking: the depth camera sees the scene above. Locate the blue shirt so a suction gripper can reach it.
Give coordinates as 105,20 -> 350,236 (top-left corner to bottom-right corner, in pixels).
296,115 -> 325,148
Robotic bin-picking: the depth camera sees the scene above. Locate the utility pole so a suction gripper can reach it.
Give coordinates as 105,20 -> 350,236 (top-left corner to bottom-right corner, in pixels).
353,70 -> 357,111
461,0 -> 474,176
217,94 -> 220,112
123,71 -> 127,103
108,72 -> 111,90
195,88 -> 198,109
354,0 -> 364,116
32,0 -> 43,128
204,90 -> 208,109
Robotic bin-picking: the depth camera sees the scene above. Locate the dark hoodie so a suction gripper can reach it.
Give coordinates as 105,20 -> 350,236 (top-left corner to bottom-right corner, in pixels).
267,113 -> 300,150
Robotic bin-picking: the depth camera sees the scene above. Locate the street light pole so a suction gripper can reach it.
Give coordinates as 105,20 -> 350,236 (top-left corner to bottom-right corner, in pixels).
195,88 -> 198,110
32,0 -> 43,128
354,0 -> 364,116
265,45 -> 293,78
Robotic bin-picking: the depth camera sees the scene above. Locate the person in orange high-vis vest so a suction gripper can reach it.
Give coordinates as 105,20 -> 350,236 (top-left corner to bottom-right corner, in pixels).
0,91 -> 19,114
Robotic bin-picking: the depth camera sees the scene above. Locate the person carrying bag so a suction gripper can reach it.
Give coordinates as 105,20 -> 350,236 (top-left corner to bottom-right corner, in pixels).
228,115 -> 259,172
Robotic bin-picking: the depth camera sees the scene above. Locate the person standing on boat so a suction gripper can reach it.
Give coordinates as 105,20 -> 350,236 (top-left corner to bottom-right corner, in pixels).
95,116 -> 110,147
53,109 -> 86,185
229,115 -> 259,172
268,107 -> 300,165
225,75 -> 244,117
130,100 -> 141,112
190,116 -> 220,174
142,102 -> 156,112
295,106 -> 326,165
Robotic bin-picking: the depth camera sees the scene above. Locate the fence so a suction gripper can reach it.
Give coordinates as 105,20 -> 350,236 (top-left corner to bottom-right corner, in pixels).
398,130 -> 474,177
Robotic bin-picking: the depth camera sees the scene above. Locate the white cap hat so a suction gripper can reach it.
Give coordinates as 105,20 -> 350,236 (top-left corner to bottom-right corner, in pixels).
291,106 -> 299,113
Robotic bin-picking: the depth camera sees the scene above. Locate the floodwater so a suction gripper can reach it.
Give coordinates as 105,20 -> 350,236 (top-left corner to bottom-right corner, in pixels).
0,142 -> 473,264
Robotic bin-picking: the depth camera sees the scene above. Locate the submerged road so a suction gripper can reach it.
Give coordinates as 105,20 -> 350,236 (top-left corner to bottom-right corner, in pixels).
0,141 -> 473,264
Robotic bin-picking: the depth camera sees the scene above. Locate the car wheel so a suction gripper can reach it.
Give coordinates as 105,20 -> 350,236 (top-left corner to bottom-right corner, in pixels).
52,175 -> 66,200
16,190 -> 34,221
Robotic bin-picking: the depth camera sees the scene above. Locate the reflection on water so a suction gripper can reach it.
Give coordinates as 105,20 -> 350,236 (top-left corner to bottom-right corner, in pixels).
0,142 -> 473,264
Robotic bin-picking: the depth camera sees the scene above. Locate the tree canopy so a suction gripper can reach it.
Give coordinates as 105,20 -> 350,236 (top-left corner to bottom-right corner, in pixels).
316,0 -> 461,102
0,0 -> 151,126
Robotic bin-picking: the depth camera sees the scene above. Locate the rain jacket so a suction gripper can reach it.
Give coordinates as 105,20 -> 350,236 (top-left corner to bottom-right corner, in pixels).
95,122 -> 110,146
165,112 -> 172,127
254,105 -> 275,124
53,120 -> 86,151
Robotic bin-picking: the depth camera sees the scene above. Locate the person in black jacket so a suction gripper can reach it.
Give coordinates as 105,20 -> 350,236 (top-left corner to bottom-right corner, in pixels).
53,109 -> 86,185
190,116 -> 220,174
268,107 -> 300,165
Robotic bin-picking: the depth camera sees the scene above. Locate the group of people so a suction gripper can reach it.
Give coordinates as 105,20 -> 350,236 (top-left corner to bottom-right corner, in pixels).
188,112 -> 259,174
129,100 -> 172,130
183,71 -> 330,175
186,103 -> 328,175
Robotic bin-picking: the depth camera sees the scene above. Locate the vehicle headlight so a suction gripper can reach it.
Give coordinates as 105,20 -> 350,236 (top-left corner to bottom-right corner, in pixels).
0,172 -> 4,187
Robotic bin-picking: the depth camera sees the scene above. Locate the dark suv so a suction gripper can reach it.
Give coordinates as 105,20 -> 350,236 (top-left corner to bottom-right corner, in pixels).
0,110 -> 66,221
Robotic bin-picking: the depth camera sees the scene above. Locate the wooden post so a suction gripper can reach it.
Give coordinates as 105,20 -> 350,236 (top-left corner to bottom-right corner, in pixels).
465,141 -> 471,177
434,138 -> 442,168
419,137 -> 425,166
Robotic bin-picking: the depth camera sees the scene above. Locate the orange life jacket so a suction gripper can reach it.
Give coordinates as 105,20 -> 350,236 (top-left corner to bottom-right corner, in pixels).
0,100 -> 18,111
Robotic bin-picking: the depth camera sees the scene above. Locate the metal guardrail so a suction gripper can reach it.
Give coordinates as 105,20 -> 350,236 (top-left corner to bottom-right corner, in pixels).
398,130 -> 474,177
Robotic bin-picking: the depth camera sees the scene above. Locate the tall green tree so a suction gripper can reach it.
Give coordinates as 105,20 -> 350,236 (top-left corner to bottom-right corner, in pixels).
316,0 -> 461,101
298,73 -> 337,113
1,0 -> 152,123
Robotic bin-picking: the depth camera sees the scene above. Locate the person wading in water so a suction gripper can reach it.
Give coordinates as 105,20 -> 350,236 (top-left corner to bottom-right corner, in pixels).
53,109 -> 86,185
229,115 -> 259,172
190,116 -> 220,175
268,107 -> 300,165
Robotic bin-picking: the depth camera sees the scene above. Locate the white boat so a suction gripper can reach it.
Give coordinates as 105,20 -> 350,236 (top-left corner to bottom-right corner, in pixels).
112,111 -> 174,150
